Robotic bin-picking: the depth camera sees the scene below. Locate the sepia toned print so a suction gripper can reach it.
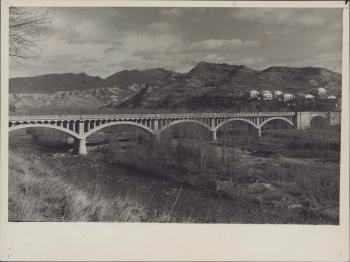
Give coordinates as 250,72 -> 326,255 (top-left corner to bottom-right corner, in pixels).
8,6 -> 343,224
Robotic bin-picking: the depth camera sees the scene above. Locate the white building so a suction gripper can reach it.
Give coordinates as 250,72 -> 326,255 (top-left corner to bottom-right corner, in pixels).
318,87 -> 327,95
328,95 -> 337,99
250,90 -> 259,98
274,90 -> 283,97
262,90 -> 273,100
305,94 -> 315,99
283,93 -> 294,102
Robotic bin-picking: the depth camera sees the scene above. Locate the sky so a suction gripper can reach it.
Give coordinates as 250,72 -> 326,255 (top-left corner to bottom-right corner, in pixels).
10,7 -> 343,78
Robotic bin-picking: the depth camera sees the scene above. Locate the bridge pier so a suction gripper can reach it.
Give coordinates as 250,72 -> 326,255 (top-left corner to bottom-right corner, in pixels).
257,127 -> 262,137
212,130 -> 217,141
73,138 -> 87,155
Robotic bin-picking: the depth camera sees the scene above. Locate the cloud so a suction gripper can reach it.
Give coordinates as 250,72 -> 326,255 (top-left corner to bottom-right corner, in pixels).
233,9 -> 328,27
73,21 -> 97,37
71,56 -> 98,64
104,46 -> 118,54
160,8 -> 184,16
328,20 -> 342,31
148,22 -> 171,31
191,39 -> 242,51
134,38 -> 261,62
50,8 -> 125,45
315,35 -> 340,50
282,52 -> 342,73
187,38 -> 260,52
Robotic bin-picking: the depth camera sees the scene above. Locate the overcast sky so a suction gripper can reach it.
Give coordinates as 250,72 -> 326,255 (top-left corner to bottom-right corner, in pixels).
10,7 -> 343,78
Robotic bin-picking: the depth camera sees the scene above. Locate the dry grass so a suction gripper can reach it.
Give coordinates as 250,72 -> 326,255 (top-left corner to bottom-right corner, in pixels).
8,150 -> 188,222
263,127 -> 340,156
104,126 -> 339,223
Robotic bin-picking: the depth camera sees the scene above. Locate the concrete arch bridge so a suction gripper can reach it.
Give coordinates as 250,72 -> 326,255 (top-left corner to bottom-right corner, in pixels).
9,111 -> 340,155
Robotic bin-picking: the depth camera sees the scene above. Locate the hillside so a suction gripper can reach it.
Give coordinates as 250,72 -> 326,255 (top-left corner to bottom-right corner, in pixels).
10,62 -> 342,114
10,85 -> 143,115
105,68 -> 172,87
10,69 -> 173,94
111,62 -> 341,111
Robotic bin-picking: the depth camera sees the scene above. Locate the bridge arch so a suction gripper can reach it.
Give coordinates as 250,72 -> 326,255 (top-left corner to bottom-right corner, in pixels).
260,117 -> 294,128
214,118 -> 258,131
9,124 -> 81,139
158,119 -> 212,135
83,121 -> 155,139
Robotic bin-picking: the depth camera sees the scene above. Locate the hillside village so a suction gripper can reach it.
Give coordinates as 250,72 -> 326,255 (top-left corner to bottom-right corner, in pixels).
247,86 -> 340,112
249,87 -> 337,101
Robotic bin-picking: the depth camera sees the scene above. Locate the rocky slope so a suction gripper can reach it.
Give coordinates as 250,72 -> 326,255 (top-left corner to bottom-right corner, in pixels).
10,69 -> 173,94
9,69 -> 171,114
111,62 -> 341,111
105,68 -> 172,87
10,85 -> 143,115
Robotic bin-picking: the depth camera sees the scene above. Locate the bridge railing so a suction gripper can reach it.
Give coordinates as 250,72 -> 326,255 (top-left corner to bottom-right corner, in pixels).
9,112 -> 296,121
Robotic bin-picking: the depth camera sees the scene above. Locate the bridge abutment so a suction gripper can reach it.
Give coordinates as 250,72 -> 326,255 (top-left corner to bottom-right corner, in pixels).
296,111 -> 339,129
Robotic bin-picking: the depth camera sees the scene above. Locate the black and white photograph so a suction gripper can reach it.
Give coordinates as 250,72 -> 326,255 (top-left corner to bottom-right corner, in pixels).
5,3 -> 345,225
1,1 -> 350,261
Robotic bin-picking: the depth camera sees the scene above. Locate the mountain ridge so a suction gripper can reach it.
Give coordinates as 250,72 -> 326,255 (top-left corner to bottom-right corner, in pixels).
10,62 -> 341,94
10,62 -> 342,114
107,62 -> 341,110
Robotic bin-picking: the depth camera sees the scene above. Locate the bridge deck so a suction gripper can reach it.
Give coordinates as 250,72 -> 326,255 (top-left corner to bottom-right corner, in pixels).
9,112 -> 296,121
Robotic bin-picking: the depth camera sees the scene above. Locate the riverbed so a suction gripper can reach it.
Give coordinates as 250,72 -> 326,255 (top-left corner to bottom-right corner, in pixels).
9,129 -> 339,224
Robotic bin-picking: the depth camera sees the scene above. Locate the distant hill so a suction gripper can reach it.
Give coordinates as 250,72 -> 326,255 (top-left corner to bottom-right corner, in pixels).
10,73 -> 105,94
10,86 -> 142,115
10,69 -> 173,94
258,66 -> 341,95
105,68 -> 172,87
111,62 -> 341,110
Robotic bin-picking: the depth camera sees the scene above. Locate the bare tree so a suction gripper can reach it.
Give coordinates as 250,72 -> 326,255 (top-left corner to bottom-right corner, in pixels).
198,136 -> 210,177
9,7 -> 53,59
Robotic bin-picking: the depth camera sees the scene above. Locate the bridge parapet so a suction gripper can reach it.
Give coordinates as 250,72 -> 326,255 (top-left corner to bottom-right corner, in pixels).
9,111 -> 295,121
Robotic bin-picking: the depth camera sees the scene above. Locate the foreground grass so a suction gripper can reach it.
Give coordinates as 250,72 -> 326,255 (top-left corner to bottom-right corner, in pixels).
8,150 -> 189,222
